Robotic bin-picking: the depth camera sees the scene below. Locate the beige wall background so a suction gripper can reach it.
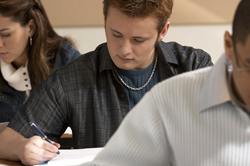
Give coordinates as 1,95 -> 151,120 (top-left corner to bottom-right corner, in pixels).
42,0 -> 241,63
43,0 -> 103,27
170,0 -> 239,24
43,0 -> 239,26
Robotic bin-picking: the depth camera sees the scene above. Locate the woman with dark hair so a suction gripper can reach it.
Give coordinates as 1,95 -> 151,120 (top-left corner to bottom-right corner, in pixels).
0,0 -> 81,123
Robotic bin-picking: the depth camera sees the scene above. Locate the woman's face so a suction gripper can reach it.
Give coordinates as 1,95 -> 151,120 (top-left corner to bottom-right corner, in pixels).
0,14 -> 32,68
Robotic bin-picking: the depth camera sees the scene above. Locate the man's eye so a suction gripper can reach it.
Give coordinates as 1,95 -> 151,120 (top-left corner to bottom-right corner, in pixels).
113,34 -> 122,38
2,34 -> 11,37
134,39 -> 145,43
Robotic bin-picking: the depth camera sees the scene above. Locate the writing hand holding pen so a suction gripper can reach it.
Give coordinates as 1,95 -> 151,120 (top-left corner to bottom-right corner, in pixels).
30,122 -> 62,156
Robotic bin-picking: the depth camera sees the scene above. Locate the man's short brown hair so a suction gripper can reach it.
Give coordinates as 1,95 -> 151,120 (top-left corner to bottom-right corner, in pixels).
103,0 -> 173,33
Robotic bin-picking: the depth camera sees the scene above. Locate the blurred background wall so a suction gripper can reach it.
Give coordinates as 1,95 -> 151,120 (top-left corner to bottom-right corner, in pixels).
43,0 -> 240,63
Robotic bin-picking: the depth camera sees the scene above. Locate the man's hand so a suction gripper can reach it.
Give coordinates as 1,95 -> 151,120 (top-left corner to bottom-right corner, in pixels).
18,136 -> 60,165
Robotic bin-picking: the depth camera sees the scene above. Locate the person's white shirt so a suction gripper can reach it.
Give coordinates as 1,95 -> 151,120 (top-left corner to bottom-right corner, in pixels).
82,54 -> 250,166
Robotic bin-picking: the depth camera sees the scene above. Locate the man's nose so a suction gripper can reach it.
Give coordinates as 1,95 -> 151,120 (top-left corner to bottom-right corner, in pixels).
120,39 -> 132,56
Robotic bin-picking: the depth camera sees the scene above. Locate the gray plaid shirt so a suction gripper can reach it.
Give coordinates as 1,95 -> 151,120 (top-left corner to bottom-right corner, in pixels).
8,41 -> 213,148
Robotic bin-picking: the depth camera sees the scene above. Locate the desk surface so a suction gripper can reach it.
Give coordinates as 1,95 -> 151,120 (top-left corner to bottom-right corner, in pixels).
0,159 -> 21,166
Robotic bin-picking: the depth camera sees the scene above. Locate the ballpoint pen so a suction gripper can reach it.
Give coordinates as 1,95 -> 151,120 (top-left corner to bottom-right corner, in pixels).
30,122 -> 62,156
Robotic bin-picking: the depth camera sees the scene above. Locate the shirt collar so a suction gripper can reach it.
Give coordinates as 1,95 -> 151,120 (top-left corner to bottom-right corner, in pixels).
199,54 -> 231,112
98,43 -> 114,73
156,41 -> 179,65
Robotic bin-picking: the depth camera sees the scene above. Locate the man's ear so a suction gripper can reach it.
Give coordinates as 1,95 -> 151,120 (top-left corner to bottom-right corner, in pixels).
158,22 -> 170,41
27,19 -> 36,37
224,31 -> 234,60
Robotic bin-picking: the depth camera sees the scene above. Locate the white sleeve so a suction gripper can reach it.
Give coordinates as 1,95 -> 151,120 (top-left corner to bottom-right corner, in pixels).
82,91 -> 173,166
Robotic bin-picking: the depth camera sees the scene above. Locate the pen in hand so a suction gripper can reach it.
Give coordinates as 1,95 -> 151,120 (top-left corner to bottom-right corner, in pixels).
30,122 -> 62,156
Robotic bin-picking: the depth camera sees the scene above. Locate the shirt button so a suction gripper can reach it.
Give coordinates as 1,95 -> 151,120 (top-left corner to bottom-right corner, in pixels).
25,84 -> 29,87
24,79 -> 28,81
23,72 -> 26,75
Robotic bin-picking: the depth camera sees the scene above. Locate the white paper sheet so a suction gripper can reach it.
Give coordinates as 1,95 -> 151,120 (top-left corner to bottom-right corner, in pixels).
35,147 -> 103,166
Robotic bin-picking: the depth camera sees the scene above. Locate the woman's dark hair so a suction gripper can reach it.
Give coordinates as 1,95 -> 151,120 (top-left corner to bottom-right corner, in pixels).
0,0 -> 76,87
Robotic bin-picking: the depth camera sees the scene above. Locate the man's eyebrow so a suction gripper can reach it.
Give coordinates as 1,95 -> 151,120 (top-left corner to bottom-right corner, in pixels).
110,28 -> 122,35
110,27 -> 150,39
0,28 -> 10,32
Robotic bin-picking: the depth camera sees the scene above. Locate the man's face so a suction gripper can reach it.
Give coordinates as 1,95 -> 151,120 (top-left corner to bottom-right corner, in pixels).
104,7 -> 166,70
231,35 -> 250,109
